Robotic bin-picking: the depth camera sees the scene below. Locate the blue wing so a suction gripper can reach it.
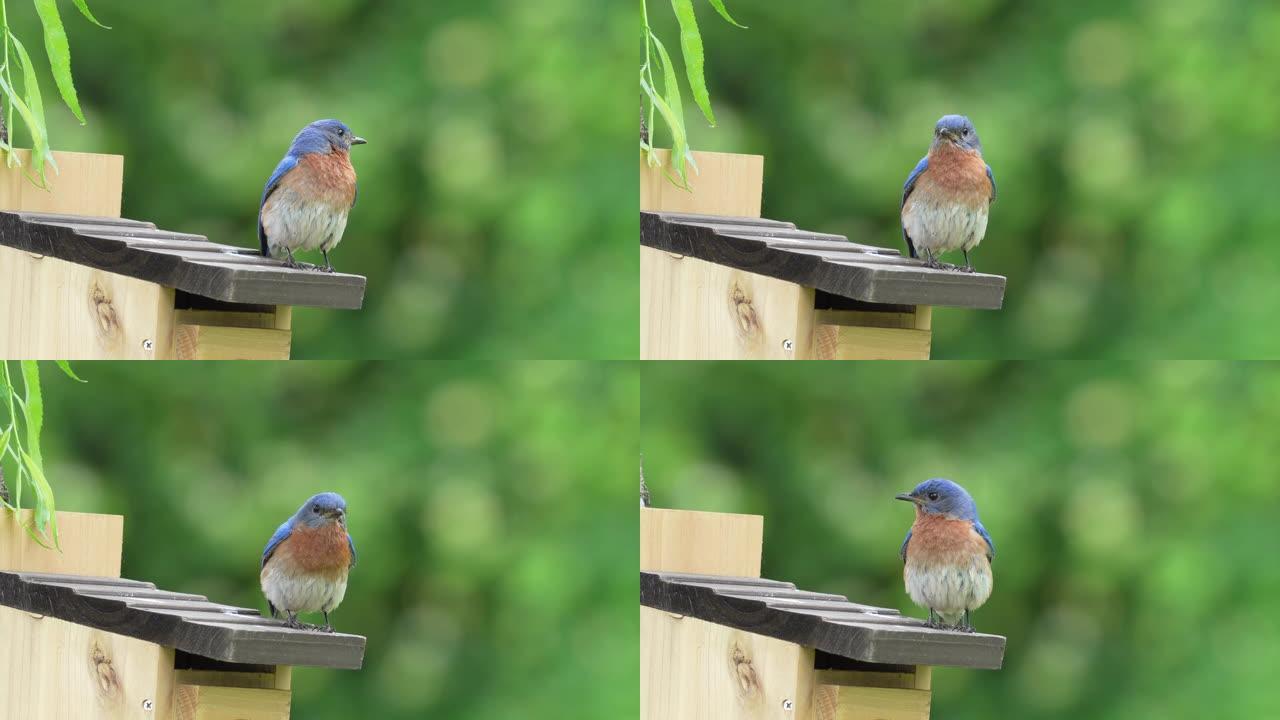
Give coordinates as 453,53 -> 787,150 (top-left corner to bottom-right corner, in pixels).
347,532 -> 358,568
899,528 -> 912,563
901,156 -> 929,258
972,520 -> 995,561
261,519 -> 294,568
985,164 -> 997,203
258,154 -> 299,256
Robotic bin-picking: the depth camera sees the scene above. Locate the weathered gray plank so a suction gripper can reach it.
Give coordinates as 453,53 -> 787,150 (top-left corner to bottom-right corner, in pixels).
641,212 -> 1006,309
0,211 -> 366,309
641,571 -> 1005,669
0,571 -> 365,669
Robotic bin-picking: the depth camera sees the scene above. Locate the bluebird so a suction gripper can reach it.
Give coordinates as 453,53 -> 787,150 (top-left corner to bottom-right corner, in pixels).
900,115 -> 997,272
895,478 -> 994,632
260,492 -> 357,632
258,119 -> 366,272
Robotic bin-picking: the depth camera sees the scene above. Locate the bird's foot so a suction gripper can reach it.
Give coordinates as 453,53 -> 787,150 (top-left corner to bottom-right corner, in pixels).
923,618 -> 940,629
283,617 -> 321,631
319,264 -> 335,274
960,264 -> 976,273
320,623 -> 335,633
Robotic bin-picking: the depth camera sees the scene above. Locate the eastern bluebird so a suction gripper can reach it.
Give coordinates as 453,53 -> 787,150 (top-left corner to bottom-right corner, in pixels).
895,478 -> 994,632
260,492 -> 357,632
900,115 -> 997,272
258,119 -> 366,272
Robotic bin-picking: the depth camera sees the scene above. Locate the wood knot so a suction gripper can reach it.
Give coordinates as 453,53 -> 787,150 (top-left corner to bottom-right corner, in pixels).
87,280 -> 122,349
88,641 -> 122,701
729,641 -> 761,699
727,281 -> 761,339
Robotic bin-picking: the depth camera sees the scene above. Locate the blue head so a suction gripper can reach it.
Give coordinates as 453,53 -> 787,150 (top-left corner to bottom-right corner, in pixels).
895,478 -> 980,521
291,491 -> 348,529
288,119 -> 366,156
931,114 -> 982,153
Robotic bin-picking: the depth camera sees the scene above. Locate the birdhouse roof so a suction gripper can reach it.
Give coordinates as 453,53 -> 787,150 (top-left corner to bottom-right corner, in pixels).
0,570 -> 365,669
641,212 -> 1006,309
0,211 -> 365,309
641,571 -> 1005,669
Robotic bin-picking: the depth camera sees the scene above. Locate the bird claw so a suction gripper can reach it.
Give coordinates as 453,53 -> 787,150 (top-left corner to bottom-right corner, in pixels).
320,624 -> 335,633
960,264 -> 976,273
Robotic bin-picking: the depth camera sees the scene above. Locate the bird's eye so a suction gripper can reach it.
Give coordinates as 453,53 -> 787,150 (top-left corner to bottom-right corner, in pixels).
927,492 -> 939,501
313,505 -> 322,514
337,129 -> 345,136
962,128 -> 970,136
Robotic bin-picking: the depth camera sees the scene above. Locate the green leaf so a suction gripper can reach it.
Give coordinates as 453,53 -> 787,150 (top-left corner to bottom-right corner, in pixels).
70,0 -> 111,29
54,361 -> 86,383
34,0 -> 87,125
8,33 -> 52,183
641,73 -> 689,189
706,0 -> 747,28
648,32 -> 688,185
20,361 -> 43,469
670,0 -> 715,127
0,74 -> 46,182
20,448 -> 58,548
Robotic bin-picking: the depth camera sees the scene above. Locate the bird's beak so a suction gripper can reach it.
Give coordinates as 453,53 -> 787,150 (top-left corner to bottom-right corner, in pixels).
351,136 -> 367,145
325,508 -> 346,520
895,493 -> 922,505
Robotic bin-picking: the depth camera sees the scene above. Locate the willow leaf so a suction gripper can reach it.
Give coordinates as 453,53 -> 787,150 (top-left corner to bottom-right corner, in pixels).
20,448 -> 58,548
70,0 -> 111,29
34,0 -> 86,124
0,75 -> 48,182
54,361 -> 85,382
640,74 -> 689,188
706,0 -> 746,28
670,0 -> 715,126
9,33 -> 52,181
20,361 -> 42,468
649,32 -> 688,184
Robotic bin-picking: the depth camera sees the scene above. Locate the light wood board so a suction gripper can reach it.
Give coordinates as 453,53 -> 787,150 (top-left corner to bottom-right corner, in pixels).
640,508 -> 764,577
641,150 -> 764,218
0,510 -> 123,577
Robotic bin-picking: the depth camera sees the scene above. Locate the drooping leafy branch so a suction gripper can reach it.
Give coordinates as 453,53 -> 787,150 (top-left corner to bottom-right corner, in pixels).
0,0 -> 109,187
0,360 -> 85,548
640,0 -> 744,189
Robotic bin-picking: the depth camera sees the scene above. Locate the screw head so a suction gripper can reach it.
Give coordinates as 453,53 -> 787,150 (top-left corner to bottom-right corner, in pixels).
142,698 -> 154,711
782,698 -> 794,711
142,338 -> 154,351
782,339 -> 794,351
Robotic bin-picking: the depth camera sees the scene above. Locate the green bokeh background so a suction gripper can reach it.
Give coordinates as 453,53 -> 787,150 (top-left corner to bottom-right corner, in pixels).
642,361 -> 1280,719
9,0 -> 635,359
646,0 -> 1280,358
6,360 -> 637,719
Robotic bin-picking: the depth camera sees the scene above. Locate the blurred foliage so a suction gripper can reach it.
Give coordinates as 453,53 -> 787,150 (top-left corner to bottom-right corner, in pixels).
642,361 -> 1280,719
648,0 -> 1280,358
15,0 -> 634,359
22,361 -> 637,719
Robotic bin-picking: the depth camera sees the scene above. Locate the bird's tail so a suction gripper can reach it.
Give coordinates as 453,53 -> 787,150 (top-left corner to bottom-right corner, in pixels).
258,218 -> 270,258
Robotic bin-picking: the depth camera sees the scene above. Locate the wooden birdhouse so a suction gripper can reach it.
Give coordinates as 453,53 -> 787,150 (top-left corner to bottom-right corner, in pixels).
640,150 -> 1006,359
0,509 -> 366,719
640,506 -> 1006,720
0,151 -> 366,360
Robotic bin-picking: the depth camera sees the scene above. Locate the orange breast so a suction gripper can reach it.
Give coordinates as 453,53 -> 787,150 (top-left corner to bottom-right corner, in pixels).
907,512 -> 989,567
276,523 -> 351,573
917,144 -> 992,207
285,151 -> 358,208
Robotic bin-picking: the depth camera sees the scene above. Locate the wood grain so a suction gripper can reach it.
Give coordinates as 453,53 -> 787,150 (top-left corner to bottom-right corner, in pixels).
642,608 -> 816,720
641,508 -> 764,577
641,150 -> 764,217
0,605 -> 175,719
0,150 -> 123,217
642,211 -> 1005,309
174,325 -> 291,360
0,571 -> 366,669
0,245 -> 176,359
0,211 -> 366,309
0,510 -> 123,577
175,685 -> 291,720
641,248 -> 816,360
641,571 -> 1006,669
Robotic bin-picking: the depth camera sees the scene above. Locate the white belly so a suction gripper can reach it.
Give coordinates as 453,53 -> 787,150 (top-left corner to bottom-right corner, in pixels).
904,558 -> 992,624
903,198 -> 988,254
263,188 -> 350,256
261,563 -> 349,614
